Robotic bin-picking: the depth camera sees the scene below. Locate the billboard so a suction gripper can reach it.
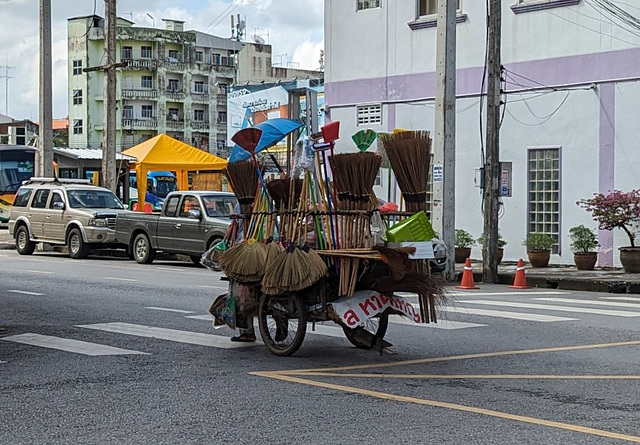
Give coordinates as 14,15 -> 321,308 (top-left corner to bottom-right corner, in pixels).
227,86 -> 289,146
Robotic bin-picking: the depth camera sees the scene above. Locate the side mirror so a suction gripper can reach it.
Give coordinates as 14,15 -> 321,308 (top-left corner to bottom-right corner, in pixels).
188,209 -> 201,220
53,201 -> 65,210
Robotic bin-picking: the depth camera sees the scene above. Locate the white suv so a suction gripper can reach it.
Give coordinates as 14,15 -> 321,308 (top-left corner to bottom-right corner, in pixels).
8,178 -> 126,259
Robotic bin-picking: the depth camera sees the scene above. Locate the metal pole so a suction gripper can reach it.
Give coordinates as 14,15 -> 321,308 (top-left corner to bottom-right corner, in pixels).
39,0 -> 53,177
102,0 -> 118,191
483,0 -> 502,283
433,0 -> 457,281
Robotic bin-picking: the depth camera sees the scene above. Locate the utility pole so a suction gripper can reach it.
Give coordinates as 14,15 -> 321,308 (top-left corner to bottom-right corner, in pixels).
483,0 -> 502,283
103,0 -> 117,191
0,55 -> 14,115
433,0 -> 457,281
39,0 -> 54,177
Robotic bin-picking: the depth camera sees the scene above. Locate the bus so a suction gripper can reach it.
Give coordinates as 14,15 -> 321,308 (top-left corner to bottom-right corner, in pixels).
129,170 -> 179,209
0,145 -> 37,223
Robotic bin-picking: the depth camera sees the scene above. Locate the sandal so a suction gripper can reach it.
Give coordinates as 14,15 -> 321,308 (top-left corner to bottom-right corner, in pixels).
230,334 -> 256,342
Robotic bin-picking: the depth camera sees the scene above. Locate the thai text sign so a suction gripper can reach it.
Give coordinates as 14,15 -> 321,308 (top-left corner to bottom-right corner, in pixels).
329,291 -> 421,327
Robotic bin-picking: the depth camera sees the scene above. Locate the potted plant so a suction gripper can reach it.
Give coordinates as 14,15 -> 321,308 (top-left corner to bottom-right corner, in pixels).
477,231 -> 508,264
454,229 -> 475,263
578,190 -> 640,273
522,233 -> 555,268
569,225 -> 599,270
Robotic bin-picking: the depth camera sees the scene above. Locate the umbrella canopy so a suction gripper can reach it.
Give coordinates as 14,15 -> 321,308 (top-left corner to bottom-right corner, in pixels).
229,118 -> 303,162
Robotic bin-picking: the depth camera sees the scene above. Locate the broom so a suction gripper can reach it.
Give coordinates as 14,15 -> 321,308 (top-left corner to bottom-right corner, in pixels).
225,160 -> 259,214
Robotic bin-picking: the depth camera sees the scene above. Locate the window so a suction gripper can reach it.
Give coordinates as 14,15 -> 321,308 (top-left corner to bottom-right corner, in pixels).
194,81 -> 205,93
213,53 -> 221,65
180,196 -> 200,217
73,119 -> 83,135
13,188 -> 33,207
217,111 -> 227,123
527,148 -> 560,254
167,50 -> 179,61
357,0 -> 380,10
123,105 -> 133,119
141,105 -> 153,119
168,107 -> 180,121
72,89 -> 82,105
72,60 -> 83,75
194,109 -> 205,121
49,192 -> 64,209
31,189 -> 50,209
357,104 -> 382,125
419,0 -> 460,16
121,46 -> 133,60
164,195 -> 180,217
141,76 -> 153,89
141,46 -> 152,59
195,51 -> 203,62
167,78 -> 179,92
512,0 -> 580,14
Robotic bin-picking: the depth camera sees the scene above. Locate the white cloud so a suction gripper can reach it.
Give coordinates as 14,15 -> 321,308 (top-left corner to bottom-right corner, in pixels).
0,0 -> 323,120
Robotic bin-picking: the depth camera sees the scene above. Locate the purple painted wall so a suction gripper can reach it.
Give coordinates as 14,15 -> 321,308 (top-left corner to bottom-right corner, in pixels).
598,83 -> 616,267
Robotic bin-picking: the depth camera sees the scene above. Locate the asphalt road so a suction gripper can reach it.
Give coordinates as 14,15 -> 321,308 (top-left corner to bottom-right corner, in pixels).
2,250 -> 640,444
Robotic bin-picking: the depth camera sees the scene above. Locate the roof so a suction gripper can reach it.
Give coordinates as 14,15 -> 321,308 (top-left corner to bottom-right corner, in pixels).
52,119 -> 68,131
0,144 -> 38,153
52,147 -> 136,161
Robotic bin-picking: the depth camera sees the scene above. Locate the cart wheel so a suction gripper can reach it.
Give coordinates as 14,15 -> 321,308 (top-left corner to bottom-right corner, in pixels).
342,313 -> 389,349
258,293 -> 307,356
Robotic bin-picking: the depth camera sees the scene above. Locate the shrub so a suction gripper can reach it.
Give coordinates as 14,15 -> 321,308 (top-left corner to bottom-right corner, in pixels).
477,231 -> 507,248
569,225 -> 599,253
454,229 -> 475,248
522,233 -> 555,251
577,190 -> 640,247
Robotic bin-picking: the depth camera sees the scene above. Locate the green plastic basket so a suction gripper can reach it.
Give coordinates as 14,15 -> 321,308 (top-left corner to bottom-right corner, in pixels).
386,211 -> 436,242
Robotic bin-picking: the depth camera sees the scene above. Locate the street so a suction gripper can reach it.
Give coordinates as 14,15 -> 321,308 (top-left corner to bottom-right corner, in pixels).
2,250 -> 640,444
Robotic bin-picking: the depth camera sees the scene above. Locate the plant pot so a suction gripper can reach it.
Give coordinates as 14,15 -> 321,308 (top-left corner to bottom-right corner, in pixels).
455,247 -> 471,264
619,247 -> 640,273
574,252 -> 597,271
527,250 -> 550,268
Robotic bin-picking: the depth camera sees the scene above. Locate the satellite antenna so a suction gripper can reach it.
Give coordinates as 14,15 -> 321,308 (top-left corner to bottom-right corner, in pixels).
252,35 -> 265,44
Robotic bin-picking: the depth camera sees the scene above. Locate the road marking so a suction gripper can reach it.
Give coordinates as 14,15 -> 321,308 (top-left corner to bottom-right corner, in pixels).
157,267 -> 187,272
295,373 -> 640,380
252,372 -> 640,443
186,314 -> 213,320
7,290 -> 45,296
104,277 -> 137,282
77,322 -> 262,349
146,307 -> 195,314
461,300 -> 640,317
26,270 -> 53,274
438,305 -> 576,322
198,285 -> 228,290
449,291 -> 570,297
392,316 -> 486,329
536,297 -> 640,309
1,333 -> 148,356
602,296 -> 640,302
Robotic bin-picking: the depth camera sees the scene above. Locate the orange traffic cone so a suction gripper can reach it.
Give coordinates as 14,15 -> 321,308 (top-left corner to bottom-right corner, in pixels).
456,258 -> 479,290
509,259 -> 532,289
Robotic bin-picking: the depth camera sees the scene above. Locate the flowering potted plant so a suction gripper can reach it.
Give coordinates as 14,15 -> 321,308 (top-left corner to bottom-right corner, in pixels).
569,225 -> 599,271
454,229 -> 475,263
522,233 -> 555,268
578,190 -> 640,273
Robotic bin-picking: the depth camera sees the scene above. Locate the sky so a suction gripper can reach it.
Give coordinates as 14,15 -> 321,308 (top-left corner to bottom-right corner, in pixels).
0,0 -> 324,121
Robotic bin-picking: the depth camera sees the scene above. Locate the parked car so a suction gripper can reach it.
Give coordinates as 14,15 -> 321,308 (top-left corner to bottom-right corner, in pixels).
115,190 -> 237,264
8,178 -> 127,259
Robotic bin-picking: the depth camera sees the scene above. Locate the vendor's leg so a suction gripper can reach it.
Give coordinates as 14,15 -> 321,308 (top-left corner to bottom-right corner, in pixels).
231,316 -> 256,342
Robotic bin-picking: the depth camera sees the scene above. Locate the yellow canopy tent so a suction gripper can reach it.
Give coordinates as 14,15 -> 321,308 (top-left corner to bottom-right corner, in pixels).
123,134 -> 228,210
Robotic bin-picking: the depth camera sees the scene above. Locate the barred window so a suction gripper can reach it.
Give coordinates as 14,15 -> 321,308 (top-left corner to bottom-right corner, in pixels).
357,0 -> 380,10
357,104 -> 382,125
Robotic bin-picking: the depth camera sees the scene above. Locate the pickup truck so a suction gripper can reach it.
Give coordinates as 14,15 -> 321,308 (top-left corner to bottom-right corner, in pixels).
115,190 -> 238,265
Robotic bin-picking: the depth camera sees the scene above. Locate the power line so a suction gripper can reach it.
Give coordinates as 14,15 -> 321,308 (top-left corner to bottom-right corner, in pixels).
202,0 -> 244,34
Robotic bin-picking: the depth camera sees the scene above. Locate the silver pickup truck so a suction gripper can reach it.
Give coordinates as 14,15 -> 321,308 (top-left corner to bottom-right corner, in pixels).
115,190 -> 237,264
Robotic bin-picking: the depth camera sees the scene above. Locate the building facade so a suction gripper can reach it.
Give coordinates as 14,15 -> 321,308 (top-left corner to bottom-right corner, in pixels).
324,0 -> 640,267
67,16 -> 242,156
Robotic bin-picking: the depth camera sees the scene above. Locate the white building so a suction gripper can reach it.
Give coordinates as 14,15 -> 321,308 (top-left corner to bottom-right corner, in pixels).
324,0 -> 640,267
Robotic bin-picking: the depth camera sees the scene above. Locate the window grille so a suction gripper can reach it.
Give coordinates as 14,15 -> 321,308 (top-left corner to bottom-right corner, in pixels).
357,0 -> 380,10
527,148 -> 560,254
357,104 -> 382,125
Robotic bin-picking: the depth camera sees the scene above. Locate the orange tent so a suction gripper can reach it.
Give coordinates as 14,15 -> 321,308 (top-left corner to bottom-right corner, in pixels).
123,134 -> 227,209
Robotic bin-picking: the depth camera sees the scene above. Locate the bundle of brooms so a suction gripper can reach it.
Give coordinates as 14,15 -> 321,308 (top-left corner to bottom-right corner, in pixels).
328,151 -> 381,296
261,174 -> 327,295
225,160 -> 259,214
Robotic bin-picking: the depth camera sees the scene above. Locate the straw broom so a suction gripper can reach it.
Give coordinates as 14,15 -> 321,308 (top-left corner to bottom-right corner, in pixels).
225,160 -> 260,214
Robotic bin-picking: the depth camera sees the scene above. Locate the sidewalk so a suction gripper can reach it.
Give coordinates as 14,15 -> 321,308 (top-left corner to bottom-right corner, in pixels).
2,225 -> 640,294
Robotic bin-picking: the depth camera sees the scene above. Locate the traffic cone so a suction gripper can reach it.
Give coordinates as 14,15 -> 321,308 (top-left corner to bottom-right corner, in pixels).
456,258 -> 479,290
509,259 -> 532,289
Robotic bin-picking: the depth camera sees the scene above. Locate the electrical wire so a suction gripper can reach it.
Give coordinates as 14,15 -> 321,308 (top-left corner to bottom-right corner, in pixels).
202,0 -> 244,35
504,91 -> 570,127
543,8 -> 640,46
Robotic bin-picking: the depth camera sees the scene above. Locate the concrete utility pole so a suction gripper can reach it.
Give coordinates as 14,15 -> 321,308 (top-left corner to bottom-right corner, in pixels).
433,0 -> 457,281
483,0 -> 502,283
0,55 -> 14,116
39,0 -> 54,177
102,0 -> 118,191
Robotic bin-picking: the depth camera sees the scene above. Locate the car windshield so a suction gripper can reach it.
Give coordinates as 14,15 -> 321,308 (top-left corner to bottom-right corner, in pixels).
154,177 -> 178,198
201,195 -> 238,218
67,190 -> 124,209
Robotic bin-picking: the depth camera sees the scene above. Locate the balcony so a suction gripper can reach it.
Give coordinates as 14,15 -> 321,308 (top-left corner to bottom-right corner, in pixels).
215,94 -> 227,104
88,27 -> 105,40
191,90 -> 210,102
162,55 -> 186,71
191,121 -> 210,131
121,115 -> 158,129
166,114 -> 184,130
216,122 -> 227,132
164,86 -> 184,101
122,89 -> 158,100
120,50 -> 158,70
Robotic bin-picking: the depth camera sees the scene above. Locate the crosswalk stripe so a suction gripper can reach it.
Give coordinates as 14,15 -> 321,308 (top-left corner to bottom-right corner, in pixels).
1,333 -> 148,356
536,297 -> 640,309
460,300 -> 640,318
146,307 -> 195,314
601,296 -> 640,302
440,305 -> 576,322
448,291 -> 570,297
77,322 -> 261,349
7,290 -> 44,296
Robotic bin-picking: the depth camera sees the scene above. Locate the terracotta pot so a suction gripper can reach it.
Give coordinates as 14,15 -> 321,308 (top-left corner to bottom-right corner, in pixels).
455,247 -> 471,263
619,247 -> 640,273
574,252 -> 597,271
527,250 -> 550,268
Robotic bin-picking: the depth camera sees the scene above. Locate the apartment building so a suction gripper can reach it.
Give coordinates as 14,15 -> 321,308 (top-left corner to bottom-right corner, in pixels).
67,16 -> 242,155
325,0 -> 640,267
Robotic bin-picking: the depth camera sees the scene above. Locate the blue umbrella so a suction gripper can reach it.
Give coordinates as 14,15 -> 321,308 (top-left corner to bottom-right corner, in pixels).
229,118 -> 303,163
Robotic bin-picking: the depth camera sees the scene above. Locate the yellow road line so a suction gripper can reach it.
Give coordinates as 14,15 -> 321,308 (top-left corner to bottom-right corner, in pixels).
275,339 -> 640,375
252,371 -> 640,443
291,372 -> 640,380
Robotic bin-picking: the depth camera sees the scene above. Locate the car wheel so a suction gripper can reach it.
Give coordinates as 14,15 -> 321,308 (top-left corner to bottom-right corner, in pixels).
132,233 -> 156,264
15,226 -> 36,255
68,228 -> 91,259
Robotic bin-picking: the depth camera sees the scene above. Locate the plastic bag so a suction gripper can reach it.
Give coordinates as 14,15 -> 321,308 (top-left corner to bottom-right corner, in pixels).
292,135 -> 316,177
209,293 -> 236,329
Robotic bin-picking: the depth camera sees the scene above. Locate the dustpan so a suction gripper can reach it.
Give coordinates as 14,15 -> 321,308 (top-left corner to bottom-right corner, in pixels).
386,211 -> 436,242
